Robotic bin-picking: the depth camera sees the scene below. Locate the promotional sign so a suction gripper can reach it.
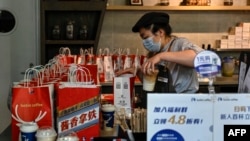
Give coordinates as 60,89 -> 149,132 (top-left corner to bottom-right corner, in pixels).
57,83 -> 101,141
113,74 -> 135,113
194,50 -> 221,78
147,94 -> 250,141
147,94 -> 214,141
213,94 -> 250,141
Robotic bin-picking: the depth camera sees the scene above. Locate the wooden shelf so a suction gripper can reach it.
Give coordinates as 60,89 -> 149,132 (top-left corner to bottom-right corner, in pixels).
106,5 -> 250,11
215,48 -> 250,52
43,1 -> 107,11
45,40 -> 95,45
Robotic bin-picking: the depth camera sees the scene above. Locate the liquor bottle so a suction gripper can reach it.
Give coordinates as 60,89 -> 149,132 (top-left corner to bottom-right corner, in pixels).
52,25 -> 60,40
66,21 -> 74,39
224,0 -> 233,6
79,25 -> 88,40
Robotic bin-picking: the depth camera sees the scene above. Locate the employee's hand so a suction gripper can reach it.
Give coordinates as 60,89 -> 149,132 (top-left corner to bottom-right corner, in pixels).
141,54 -> 161,75
115,67 -> 136,77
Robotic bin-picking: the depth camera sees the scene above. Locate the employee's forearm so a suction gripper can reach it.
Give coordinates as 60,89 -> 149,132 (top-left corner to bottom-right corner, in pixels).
159,50 -> 196,67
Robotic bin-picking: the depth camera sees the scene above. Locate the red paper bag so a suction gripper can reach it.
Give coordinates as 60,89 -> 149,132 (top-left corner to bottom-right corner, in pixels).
57,83 -> 101,141
64,64 -> 98,84
11,84 -> 54,141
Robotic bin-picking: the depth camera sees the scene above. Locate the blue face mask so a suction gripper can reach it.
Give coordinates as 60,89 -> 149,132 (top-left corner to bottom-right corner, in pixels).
142,36 -> 161,52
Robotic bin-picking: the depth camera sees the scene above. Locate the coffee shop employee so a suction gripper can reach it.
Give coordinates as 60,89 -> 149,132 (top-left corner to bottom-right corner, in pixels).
115,12 -> 204,93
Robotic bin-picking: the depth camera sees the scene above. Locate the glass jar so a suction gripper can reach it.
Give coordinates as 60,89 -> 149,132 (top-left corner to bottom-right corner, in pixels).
66,21 -> 74,39
79,25 -> 88,40
52,25 -> 60,40
222,56 -> 235,77
224,0 -> 233,6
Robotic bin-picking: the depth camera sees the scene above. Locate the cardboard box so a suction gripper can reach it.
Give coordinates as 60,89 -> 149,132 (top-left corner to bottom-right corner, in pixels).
113,74 -> 135,114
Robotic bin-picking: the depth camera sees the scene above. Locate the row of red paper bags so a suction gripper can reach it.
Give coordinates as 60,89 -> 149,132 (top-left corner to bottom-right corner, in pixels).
58,47 -> 147,82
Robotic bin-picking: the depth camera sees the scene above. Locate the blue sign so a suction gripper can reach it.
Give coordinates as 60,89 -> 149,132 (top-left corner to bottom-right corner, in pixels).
194,50 -> 221,77
147,94 -> 250,141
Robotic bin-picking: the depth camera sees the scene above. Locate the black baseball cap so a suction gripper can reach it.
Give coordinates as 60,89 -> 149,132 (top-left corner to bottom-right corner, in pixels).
132,12 -> 170,32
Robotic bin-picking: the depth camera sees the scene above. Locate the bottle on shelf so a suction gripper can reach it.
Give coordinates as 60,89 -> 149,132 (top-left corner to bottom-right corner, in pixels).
207,0 -> 211,6
202,44 -> 205,49
224,0 -> 233,6
66,20 -> 74,40
52,25 -> 60,40
79,25 -> 88,40
207,44 -> 211,50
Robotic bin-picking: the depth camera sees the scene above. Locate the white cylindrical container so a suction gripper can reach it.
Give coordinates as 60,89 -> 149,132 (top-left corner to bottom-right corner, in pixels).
101,104 -> 115,131
19,122 -> 39,141
36,126 -> 57,141
66,21 -> 74,39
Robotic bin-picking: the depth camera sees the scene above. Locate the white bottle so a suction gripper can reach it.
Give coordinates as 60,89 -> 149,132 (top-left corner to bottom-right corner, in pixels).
66,21 -> 74,39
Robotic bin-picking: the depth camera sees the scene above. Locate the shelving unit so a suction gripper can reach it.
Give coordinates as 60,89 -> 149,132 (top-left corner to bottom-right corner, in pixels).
40,0 -> 107,64
106,5 -> 250,11
215,48 -> 250,52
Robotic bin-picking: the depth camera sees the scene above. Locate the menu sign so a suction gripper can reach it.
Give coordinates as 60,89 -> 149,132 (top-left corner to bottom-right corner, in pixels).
147,94 -> 250,141
213,94 -> 250,141
147,94 -> 213,141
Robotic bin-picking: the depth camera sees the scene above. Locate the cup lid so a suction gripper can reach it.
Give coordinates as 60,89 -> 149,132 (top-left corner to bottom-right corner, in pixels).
101,104 -> 115,112
56,130 -> 79,141
36,126 -> 57,137
57,136 -> 79,141
20,122 -> 38,133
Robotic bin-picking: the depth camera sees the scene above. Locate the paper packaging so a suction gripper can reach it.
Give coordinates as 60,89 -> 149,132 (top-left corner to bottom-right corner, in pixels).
11,83 -> 55,141
56,83 -> 101,141
113,74 -> 135,114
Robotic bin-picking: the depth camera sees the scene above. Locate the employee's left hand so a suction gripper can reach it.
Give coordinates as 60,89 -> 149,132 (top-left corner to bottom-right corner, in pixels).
141,54 -> 161,75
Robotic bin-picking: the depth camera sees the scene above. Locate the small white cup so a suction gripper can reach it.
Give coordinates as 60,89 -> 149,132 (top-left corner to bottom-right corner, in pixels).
36,126 -> 57,141
19,122 -> 38,141
57,136 -> 79,141
56,130 -> 79,141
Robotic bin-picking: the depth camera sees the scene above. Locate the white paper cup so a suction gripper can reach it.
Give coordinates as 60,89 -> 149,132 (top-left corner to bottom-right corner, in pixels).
36,126 -> 57,141
57,136 -> 79,141
56,130 -> 79,141
143,70 -> 158,91
20,122 -> 38,141
101,104 -> 115,131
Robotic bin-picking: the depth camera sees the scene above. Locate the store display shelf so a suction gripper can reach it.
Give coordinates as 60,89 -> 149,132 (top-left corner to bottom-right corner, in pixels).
101,75 -> 238,86
198,75 -> 238,85
45,40 -> 95,45
43,1 -> 106,11
215,48 -> 250,52
106,5 -> 250,11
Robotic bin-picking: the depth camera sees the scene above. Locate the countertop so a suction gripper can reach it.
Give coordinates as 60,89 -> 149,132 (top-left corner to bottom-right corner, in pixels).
198,75 -> 238,85
100,75 -> 239,86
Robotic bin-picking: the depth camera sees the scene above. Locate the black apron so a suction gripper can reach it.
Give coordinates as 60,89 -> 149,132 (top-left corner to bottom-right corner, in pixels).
137,38 -> 176,108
